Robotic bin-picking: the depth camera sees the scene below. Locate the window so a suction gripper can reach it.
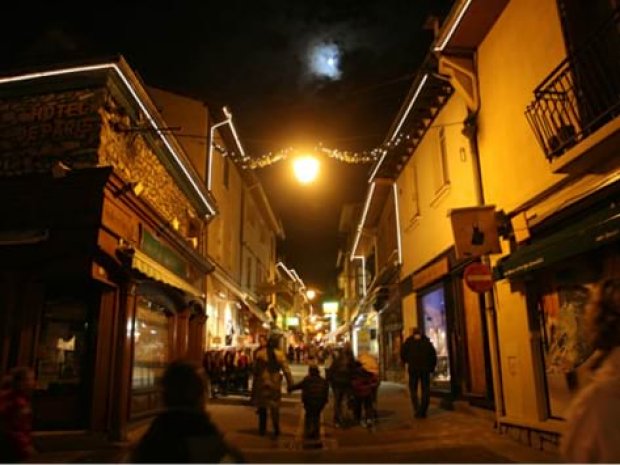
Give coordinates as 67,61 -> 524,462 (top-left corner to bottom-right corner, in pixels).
223,157 -> 230,189
407,161 -> 420,219
433,128 -> 450,194
35,298 -> 88,393
132,301 -> 170,390
421,285 -> 450,388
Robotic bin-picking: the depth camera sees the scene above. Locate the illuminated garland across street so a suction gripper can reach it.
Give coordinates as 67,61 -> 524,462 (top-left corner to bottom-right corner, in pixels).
212,132 -> 416,170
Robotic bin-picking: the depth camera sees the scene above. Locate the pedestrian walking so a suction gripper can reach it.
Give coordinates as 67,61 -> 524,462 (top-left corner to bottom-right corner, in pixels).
252,334 -> 293,438
562,277 -> 620,463
400,327 -> 437,418
351,359 -> 380,428
289,365 -> 329,440
287,345 -> 295,363
131,360 -> 244,463
0,367 -> 36,463
295,346 -> 301,364
326,342 -> 355,427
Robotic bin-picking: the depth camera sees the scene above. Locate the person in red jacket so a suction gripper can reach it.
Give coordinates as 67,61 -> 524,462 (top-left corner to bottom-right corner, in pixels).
0,367 -> 36,462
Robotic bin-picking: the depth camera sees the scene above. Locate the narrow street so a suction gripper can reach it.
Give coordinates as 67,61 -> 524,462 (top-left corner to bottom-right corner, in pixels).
33,364 -> 559,463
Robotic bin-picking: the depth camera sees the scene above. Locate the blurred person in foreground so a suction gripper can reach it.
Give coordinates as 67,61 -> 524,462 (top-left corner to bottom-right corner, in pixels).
562,277 -> 620,463
0,367 -> 36,462
131,360 -> 244,463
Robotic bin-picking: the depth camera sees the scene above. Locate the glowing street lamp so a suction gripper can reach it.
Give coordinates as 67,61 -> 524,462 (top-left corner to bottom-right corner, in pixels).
306,289 -> 317,301
293,156 -> 319,184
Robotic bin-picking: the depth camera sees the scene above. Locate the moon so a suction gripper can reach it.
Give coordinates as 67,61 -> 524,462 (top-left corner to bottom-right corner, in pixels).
308,42 -> 341,80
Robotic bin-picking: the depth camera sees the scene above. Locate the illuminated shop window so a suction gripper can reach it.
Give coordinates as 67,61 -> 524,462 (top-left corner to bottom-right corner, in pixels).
421,286 -> 451,386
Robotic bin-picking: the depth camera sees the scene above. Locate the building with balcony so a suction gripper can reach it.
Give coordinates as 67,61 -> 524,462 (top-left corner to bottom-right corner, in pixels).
432,0 -> 619,447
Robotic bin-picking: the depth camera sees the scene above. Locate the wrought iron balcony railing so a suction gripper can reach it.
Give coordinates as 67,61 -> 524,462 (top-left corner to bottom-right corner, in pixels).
525,9 -> 620,161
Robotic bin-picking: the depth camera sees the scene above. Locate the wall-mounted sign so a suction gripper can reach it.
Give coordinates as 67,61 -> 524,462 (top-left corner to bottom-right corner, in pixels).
141,229 -> 188,279
449,206 -> 501,259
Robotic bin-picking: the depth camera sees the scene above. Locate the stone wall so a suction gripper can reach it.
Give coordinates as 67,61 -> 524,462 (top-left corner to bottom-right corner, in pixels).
0,85 -> 202,240
98,92 -> 198,238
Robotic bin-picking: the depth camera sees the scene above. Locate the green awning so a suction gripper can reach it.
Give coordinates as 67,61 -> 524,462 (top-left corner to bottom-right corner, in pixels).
495,202 -> 620,279
132,249 -> 205,298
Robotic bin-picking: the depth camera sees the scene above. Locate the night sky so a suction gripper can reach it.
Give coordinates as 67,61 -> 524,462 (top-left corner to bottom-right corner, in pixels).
0,0 -> 452,296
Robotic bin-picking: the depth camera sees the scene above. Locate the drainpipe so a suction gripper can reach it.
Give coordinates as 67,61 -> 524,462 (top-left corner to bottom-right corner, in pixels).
207,107 -> 232,191
463,108 -> 506,425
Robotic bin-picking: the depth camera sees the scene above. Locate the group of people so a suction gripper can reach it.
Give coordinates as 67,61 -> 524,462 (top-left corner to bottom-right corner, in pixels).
326,344 -> 380,429
286,344 -> 333,365
202,348 -> 251,398
251,335 -> 381,441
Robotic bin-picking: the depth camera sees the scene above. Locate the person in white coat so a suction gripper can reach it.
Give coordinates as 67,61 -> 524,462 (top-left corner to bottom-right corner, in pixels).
562,277 -> 620,463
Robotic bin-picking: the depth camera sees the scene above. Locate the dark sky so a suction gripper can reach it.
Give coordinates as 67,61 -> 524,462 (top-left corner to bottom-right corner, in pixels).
0,0 -> 452,296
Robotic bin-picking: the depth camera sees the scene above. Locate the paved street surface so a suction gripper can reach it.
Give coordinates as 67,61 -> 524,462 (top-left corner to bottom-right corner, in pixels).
32,364 -> 560,463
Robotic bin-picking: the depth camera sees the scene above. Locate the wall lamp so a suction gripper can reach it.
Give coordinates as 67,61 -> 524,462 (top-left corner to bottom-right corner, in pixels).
115,180 -> 145,198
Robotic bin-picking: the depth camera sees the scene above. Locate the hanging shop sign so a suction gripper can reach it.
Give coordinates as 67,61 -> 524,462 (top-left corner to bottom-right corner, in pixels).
141,229 -> 188,279
463,262 -> 494,293
449,206 -> 501,259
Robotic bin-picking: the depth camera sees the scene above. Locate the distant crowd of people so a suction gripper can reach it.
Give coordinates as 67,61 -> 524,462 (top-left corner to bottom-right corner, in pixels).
202,348 -> 251,398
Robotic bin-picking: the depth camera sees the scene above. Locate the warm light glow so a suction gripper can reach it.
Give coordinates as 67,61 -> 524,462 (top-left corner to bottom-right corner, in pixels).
293,156 -> 319,184
306,289 -> 317,301
323,301 -> 338,315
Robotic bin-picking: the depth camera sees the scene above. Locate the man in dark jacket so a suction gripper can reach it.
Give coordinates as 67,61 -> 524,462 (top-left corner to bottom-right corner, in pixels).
400,328 -> 437,418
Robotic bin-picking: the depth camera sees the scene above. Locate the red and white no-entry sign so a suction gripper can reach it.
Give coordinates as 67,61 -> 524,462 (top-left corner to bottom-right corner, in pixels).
463,262 -> 494,293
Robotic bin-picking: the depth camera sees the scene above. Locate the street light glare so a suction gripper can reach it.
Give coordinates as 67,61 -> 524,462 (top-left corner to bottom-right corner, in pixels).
306,289 -> 317,300
293,156 -> 319,184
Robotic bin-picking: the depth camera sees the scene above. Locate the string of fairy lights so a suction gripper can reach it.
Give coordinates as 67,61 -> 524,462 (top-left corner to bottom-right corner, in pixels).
126,119 -> 461,170
211,131 -> 419,170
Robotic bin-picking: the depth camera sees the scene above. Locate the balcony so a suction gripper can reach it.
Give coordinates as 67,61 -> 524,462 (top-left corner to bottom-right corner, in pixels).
525,9 -> 620,172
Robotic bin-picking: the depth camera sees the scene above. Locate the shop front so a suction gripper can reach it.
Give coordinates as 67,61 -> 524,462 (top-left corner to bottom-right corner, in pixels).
352,310 -> 379,359
410,251 -> 494,406
495,195 -> 620,421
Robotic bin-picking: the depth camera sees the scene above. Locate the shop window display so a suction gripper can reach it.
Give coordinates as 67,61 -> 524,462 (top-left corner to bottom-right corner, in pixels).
536,249 -> 618,418
132,300 -> 170,390
421,286 -> 451,386
35,299 -> 87,393
34,297 -> 89,428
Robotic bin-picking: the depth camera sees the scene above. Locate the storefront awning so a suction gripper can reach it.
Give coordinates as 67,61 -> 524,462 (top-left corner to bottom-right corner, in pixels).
132,249 -> 204,299
0,229 -> 49,245
495,203 -> 620,279
212,267 -> 271,323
